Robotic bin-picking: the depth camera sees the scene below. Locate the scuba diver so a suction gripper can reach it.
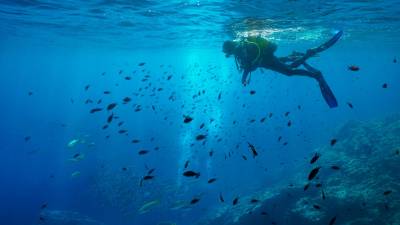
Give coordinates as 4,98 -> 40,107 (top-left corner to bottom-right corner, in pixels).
222,30 -> 343,108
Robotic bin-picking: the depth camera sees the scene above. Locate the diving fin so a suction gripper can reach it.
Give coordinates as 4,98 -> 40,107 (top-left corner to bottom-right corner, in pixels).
311,30 -> 343,56
290,31 -> 343,68
318,77 -> 338,108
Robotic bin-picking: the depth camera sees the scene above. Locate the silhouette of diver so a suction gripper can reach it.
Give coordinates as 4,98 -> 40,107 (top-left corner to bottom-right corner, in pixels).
223,30 -> 343,108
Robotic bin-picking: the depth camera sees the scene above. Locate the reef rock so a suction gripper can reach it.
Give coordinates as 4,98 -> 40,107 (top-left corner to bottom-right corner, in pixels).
37,210 -> 106,225
200,115 -> 400,225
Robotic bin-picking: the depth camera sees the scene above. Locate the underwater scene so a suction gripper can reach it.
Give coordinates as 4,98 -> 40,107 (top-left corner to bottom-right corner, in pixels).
1,1 -> 400,225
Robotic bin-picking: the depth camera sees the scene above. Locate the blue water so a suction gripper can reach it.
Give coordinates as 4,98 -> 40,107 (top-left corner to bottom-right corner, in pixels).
0,1 -> 399,225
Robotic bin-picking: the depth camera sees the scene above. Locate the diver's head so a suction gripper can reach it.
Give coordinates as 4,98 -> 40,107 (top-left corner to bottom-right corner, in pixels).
223,40 -> 237,57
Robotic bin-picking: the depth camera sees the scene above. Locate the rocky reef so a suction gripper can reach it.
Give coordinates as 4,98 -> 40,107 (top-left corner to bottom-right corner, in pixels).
37,210 -> 106,225
200,115 -> 400,225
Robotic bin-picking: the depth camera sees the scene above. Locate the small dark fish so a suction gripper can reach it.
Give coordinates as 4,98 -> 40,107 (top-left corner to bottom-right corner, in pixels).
138,150 -> 149,155
308,167 -> 321,181
39,216 -> 45,222
209,150 -> 214,157
347,102 -> 354,109
383,190 -> 392,196
190,198 -> 200,204
119,70 -> 123,74
195,134 -> 206,141
382,83 -> 388,88
183,170 -> 200,178
84,85 -> 90,91
28,91 -> 33,96
242,155 -> 248,160
287,120 -> 292,127
328,216 -> 337,225
330,139 -> 337,146
147,169 -> 155,175
261,211 -> 268,215
123,97 -> 131,103
304,183 -> 310,191
73,153 -> 81,159
250,90 -> 256,95
131,139 -> 140,143
394,58 -> 397,63
348,65 -> 359,71
207,178 -> 217,183
250,199 -> 259,203
218,92 -> 222,100
90,108 -> 102,113
315,183 -> 322,188
232,197 -> 239,205
107,103 -> 117,111
124,76 -> 131,80
41,203 -> 48,209
285,111 -> 290,117
322,189 -> 326,200
138,62 -> 146,66
183,115 -> 193,123
384,203 -> 389,210
24,136 -> 31,142
118,121 -> 124,127
247,142 -> 258,158
107,113 -> 113,123
143,175 -> 154,180
103,91 -> 111,94
278,136 -> 282,142
260,117 -> 266,123
199,123 -> 205,129
313,204 -> 321,210
118,129 -> 127,134
184,160 -> 190,169
310,152 -> 320,164
331,165 -> 340,170
219,193 -> 225,202
122,167 -> 127,171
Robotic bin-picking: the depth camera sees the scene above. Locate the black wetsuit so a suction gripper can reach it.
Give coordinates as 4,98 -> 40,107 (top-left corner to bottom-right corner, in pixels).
233,36 -> 339,108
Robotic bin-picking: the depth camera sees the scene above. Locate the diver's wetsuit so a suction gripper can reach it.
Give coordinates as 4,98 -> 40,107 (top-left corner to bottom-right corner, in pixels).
232,32 -> 341,108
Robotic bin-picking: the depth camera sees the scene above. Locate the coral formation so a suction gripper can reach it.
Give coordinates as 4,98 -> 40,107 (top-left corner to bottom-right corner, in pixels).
200,115 -> 400,225
38,210 -> 106,225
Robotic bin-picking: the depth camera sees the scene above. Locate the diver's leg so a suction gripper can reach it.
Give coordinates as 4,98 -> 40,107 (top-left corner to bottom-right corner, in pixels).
278,51 -> 305,64
289,52 -> 313,68
268,59 -> 338,108
290,30 -> 343,68
303,62 -> 319,74
268,58 -> 321,79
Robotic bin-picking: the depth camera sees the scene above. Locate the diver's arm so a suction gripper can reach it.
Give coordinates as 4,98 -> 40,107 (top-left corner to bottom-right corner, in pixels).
241,69 -> 250,86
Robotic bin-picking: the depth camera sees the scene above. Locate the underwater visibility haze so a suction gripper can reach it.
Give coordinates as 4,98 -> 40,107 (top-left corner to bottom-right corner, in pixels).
0,0 -> 400,225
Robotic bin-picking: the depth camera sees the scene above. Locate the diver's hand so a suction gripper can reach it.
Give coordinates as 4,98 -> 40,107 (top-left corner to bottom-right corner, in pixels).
242,71 -> 250,86
242,77 -> 247,86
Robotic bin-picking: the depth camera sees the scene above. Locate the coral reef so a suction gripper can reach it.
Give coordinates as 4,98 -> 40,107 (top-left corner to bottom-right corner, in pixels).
37,210 -> 106,225
200,115 -> 400,225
